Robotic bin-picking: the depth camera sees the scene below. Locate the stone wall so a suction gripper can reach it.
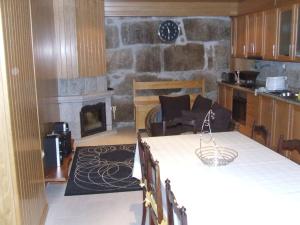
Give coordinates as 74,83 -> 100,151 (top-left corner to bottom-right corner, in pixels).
105,16 -> 231,125
234,58 -> 300,91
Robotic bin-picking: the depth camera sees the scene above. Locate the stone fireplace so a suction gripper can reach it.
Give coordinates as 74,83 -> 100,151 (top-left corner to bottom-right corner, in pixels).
51,76 -> 113,140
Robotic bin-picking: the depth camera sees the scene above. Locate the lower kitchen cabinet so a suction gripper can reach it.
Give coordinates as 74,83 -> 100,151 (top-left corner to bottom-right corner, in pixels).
288,105 -> 300,163
218,84 -> 233,111
258,95 -> 274,143
218,83 -> 300,156
271,100 -> 291,149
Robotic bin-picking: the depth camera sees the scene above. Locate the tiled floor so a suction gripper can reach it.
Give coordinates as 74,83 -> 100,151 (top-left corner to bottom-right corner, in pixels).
45,127 -> 144,225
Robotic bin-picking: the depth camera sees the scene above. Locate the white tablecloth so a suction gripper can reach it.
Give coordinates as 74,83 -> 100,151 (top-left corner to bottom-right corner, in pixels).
133,131 -> 300,225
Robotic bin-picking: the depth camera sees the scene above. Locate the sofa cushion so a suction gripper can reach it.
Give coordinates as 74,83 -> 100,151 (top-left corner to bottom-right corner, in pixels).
181,110 -> 208,131
211,103 -> 232,132
191,95 -> 212,113
159,95 -> 190,121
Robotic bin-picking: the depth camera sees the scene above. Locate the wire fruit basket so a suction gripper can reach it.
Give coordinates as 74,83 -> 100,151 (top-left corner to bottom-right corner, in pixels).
195,110 -> 238,166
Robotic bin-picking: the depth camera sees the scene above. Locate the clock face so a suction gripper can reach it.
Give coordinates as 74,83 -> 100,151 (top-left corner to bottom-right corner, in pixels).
158,20 -> 180,42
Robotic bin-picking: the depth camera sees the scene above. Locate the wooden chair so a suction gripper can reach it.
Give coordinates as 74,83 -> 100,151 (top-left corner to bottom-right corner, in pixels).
277,135 -> 300,163
137,133 -> 150,225
133,79 -> 205,132
146,152 -> 164,225
165,179 -> 188,225
251,121 -> 269,146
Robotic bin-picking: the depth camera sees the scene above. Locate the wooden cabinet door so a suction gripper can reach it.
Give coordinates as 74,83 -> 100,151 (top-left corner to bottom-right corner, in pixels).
290,104 -> 300,139
263,9 -> 279,60
293,4 -> 300,61
246,92 -> 259,128
247,12 -> 263,57
289,104 -> 300,163
236,15 -> 247,58
277,6 -> 294,61
218,84 -> 233,111
247,14 -> 256,56
225,86 -> 233,111
271,100 -> 291,149
258,95 -> 274,143
218,84 -> 226,107
255,12 -> 264,56
239,92 -> 259,137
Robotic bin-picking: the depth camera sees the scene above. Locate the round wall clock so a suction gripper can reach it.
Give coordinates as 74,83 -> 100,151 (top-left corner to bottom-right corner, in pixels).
158,20 -> 180,42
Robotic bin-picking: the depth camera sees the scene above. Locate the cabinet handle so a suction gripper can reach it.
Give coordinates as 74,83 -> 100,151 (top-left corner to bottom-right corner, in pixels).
243,45 -> 246,56
252,44 -> 255,54
272,45 -> 275,57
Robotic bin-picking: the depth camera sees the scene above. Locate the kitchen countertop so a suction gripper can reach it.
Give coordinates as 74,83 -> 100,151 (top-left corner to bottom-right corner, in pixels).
218,81 -> 300,106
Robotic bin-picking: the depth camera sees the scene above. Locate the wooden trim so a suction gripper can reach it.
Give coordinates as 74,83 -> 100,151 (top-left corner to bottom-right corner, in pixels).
38,204 -> 49,225
238,0 -> 275,15
105,2 -> 239,16
76,0 -> 106,76
0,14 -> 20,224
134,80 -> 205,91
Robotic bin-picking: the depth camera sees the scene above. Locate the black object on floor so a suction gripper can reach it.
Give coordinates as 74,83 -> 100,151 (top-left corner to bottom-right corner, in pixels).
65,144 -> 142,196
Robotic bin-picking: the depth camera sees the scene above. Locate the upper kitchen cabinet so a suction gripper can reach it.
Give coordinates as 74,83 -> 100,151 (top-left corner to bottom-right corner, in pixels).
232,10 -> 272,60
246,12 -> 263,57
235,15 -> 247,58
277,6 -> 295,61
263,9 -> 279,60
293,4 -> 300,61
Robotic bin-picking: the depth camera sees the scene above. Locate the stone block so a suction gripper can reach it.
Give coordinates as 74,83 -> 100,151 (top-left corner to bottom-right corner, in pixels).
191,72 -> 218,92
58,79 -> 68,96
113,74 -> 135,95
96,76 -> 107,92
121,21 -> 161,45
84,77 -> 97,94
214,42 -> 230,70
183,18 -> 230,41
164,44 -> 204,71
68,78 -> 85,95
105,25 -> 119,49
136,47 -> 161,72
106,49 -> 133,72
112,96 -> 134,122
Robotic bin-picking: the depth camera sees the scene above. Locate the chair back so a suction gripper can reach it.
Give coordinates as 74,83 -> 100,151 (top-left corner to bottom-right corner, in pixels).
137,132 -> 151,225
165,179 -> 188,225
277,135 -> 300,163
251,121 -> 269,146
137,132 -> 148,180
147,153 -> 163,225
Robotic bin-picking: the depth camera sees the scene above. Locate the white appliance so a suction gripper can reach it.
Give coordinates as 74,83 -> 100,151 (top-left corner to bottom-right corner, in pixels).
265,76 -> 287,91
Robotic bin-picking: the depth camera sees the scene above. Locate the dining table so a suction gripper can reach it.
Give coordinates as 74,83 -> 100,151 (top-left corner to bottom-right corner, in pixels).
132,131 -> 300,225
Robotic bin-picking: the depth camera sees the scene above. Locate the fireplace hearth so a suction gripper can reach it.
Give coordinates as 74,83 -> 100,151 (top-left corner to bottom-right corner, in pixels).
80,102 -> 106,137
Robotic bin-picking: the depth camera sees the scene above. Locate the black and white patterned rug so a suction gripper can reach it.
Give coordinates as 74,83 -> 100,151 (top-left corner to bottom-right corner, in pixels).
65,144 -> 142,196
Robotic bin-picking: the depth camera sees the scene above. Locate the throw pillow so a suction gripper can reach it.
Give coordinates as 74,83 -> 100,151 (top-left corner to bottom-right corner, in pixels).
191,95 -> 212,113
159,95 -> 190,121
210,103 -> 232,132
